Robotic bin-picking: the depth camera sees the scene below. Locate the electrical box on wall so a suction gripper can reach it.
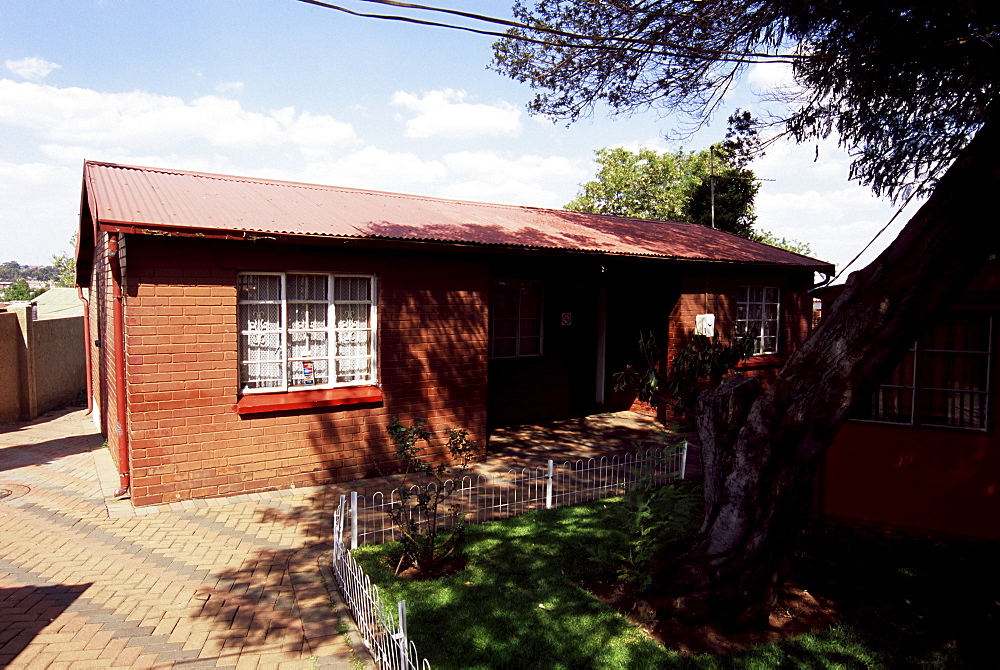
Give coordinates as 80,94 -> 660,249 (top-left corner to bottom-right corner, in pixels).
695,313 -> 715,337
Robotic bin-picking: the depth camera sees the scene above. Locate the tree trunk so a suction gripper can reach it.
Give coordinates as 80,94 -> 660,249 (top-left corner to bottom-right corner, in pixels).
653,109 -> 1000,626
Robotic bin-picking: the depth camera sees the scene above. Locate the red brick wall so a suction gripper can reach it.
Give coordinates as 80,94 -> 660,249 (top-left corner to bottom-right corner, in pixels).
641,268 -> 815,420
667,269 -> 814,370
90,232 -> 120,466
119,236 -> 488,506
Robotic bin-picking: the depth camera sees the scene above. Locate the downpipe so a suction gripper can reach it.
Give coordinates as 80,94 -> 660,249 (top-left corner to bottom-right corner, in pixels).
108,233 -> 130,498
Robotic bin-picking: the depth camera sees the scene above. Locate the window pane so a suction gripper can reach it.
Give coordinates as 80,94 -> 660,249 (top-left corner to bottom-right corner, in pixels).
868,387 -> 914,423
242,361 -> 283,389
491,338 -> 517,358
241,331 -> 282,363
336,329 -> 370,357
336,356 -> 371,383
289,358 -> 329,387
239,274 -> 281,302
239,303 -> 281,333
288,303 -> 327,330
288,331 -> 328,359
287,274 -> 327,301
519,336 -> 541,356
336,303 -> 370,329
335,276 -> 371,302
919,390 -> 987,429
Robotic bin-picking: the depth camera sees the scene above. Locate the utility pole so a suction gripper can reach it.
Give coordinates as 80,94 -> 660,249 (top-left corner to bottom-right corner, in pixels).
710,145 -> 716,229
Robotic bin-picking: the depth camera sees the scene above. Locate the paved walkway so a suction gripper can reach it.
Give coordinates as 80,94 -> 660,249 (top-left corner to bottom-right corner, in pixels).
0,405 -> 687,669
0,406 -> 370,669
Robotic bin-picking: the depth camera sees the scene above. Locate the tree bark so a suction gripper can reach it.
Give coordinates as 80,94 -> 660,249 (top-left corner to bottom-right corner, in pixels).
653,109 -> 1000,626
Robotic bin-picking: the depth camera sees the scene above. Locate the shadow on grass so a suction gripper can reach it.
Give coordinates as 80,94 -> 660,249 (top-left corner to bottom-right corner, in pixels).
789,524 -> 1000,669
354,497 -> 1000,670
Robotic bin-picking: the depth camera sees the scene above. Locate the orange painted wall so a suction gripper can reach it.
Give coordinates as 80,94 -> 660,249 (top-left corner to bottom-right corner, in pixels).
822,421 -> 1000,540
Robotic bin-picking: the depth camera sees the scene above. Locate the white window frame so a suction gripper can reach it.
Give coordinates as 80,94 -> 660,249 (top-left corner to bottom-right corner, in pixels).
857,313 -> 993,431
489,279 -> 544,359
237,272 -> 377,394
736,286 -> 781,355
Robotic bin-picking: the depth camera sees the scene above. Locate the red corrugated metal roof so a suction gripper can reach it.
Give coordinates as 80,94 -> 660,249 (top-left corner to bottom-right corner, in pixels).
82,161 -> 833,269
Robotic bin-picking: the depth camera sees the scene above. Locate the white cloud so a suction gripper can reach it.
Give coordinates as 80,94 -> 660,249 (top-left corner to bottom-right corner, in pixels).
391,89 -> 521,140
0,160 -> 78,263
296,146 -> 449,192
5,57 -> 61,81
747,62 -> 796,92
438,150 -> 588,207
215,80 -> 244,94
0,79 -> 357,159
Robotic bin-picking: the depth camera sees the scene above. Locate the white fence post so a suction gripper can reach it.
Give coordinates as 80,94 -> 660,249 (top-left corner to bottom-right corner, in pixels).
396,600 -> 409,669
350,490 -> 359,550
680,440 -> 688,480
545,459 -> 554,509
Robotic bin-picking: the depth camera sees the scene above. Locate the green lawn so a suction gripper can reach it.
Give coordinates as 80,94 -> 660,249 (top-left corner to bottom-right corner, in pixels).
352,489 -> 998,669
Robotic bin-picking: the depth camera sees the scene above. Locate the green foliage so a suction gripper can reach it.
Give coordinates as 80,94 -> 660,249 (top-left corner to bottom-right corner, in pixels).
753,230 -> 814,256
384,416 -> 484,576
664,332 -> 757,423
612,331 -> 665,407
588,480 -> 701,591
614,331 -> 755,425
2,277 -> 46,301
566,137 -> 759,238
354,500 -> 676,668
495,1 -> 998,200
354,495 -> 986,667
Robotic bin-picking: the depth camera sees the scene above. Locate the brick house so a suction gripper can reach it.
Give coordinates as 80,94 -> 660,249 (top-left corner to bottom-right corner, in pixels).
819,264 -> 1000,540
76,161 -> 833,506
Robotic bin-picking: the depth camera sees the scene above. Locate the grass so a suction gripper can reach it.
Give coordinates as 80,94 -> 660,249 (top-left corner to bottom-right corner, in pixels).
352,487 -> 999,669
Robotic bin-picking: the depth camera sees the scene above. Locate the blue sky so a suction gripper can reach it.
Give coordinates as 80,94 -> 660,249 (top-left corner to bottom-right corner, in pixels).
2,0 -> 922,276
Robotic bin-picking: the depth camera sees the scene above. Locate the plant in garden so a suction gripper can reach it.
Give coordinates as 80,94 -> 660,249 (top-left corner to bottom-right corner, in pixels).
614,331 -> 755,426
589,472 -> 701,592
383,416 -> 483,577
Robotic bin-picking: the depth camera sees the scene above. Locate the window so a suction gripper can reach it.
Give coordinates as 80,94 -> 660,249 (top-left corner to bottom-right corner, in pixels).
237,273 -> 376,393
736,286 -> 780,354
856,313 -> 993,430
490,279 -> 543,358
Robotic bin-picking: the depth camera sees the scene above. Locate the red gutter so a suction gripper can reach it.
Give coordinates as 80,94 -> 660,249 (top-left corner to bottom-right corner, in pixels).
108,233 -> 130,497
77,286 -> 93,415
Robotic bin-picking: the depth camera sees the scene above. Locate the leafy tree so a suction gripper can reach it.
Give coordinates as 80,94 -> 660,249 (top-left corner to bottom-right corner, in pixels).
494,0 -> 1000,625
752,230 -> 812,256
567,143 -> 759,237
0,261 -> 23,282
51,251 -> 76,288
2,277 -> 46,301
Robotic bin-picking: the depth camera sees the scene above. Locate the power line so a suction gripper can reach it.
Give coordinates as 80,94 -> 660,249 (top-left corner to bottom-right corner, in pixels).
831,188 -> 922,283
294,0 -> 807,65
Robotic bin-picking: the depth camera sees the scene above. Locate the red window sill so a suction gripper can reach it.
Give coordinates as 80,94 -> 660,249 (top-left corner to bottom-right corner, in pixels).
236,386 -> 383,415
735,354 -> 785,369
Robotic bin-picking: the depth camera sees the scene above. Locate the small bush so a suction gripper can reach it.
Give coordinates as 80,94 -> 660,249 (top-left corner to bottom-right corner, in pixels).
589,479 -> 701,591
383,416 -> 483,577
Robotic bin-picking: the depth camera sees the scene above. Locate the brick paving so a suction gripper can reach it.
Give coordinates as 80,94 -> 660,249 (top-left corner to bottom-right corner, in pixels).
0,404 -> 684,669
0,406 -> 370,669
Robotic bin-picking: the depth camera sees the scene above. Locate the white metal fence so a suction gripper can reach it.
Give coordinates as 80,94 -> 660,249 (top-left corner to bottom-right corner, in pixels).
333,496 -> 430,670
330,443 -> 687,669
345,444 -> 687,549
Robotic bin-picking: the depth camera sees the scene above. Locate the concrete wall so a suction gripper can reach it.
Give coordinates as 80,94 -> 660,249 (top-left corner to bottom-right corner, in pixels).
33,316 -> 86,412
0,304 -> 86,424
0,311 -> 23,423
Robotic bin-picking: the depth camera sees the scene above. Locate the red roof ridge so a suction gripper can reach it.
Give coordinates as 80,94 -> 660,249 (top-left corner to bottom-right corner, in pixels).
80,160 -> 835,272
